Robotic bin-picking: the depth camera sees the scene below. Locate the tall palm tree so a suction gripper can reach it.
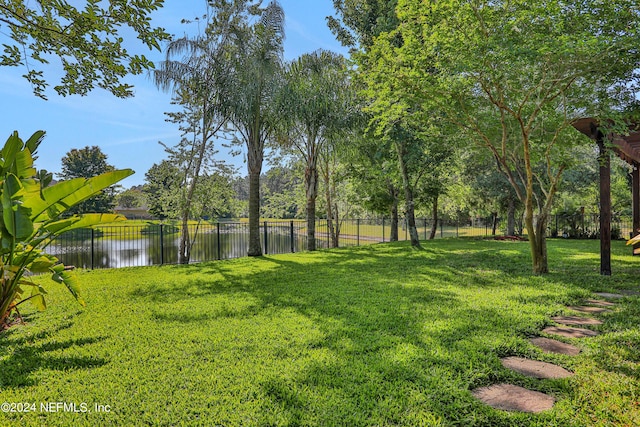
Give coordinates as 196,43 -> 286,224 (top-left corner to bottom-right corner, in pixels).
219,0 -> 286,256
281,50 -> 352,251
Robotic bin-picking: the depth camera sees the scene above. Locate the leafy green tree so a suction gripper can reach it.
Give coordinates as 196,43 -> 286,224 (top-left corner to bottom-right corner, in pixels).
361,119 -> 443,247
327,0 -> 398,49
454,147 -> 522,236
142,160 -> 181,219
211,0 -> 286,256
192,171 -> 236,220
346,134 -> 401,240
154,23 -> 232,263
261,164 -> 304,219
319,145 -> 362,247
0,131 -> 132,328
58,146 -> 118,215
280,50 -> 353,250
365,0 -> 640,273
0,0 -> 169,99
116,188 -> 144,209
329,0 -> 451,249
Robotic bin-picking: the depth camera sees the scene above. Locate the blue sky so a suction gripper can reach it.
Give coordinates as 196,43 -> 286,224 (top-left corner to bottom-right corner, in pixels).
0,0 -> 348,188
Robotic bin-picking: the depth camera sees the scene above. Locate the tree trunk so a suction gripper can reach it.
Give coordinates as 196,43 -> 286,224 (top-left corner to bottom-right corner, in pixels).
305,165 -> 318,251
390,203 -> 399,242
178,213 -> 190,264
524,205 -> 549,274
247,140 -> 263,256
321,154 -> 340,249
429,195 -> 438,240
178,134 -> 207,264
507,199 -> 516,236
388,181 -> 399,241
332,202 -> 340,248
306,197 -> 317,251
491,212 -> 498,236
394,141 -> 420,248
531,214 -> 549,274
247,169 -> 262,256
326,207 -> 336,248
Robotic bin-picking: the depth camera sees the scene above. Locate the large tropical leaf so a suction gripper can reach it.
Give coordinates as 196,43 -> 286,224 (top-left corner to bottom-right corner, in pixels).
1,131 -> 130,327
51,264 -> 85,306
43,213 -> 125,235
24,131 -> 45,157
0,132 -> 23,172
13,148 -> 37,179
29,287 -> 47,311
27,254 -> 57,273
2,173 -> 33,239
27,169 -> 134,222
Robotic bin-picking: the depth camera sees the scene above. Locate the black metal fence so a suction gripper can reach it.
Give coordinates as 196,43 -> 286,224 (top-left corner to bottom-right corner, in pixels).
47,215 -> 633,270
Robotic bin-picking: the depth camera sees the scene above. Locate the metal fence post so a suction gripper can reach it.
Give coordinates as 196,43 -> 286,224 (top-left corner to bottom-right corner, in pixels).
357,219 -> 360,246
440,220 -> 443,238
456,219 -> 459,238
264,221 -> 268,255
290,221 -> 294,253
90,228 -> 95,270
217,222 -> 221,260
160,224 -> 164,265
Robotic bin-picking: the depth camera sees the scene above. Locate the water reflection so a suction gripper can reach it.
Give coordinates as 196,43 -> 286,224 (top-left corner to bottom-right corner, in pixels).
48,230 -> 313,269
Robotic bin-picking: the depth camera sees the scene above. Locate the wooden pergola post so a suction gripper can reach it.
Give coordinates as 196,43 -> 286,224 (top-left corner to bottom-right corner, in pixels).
633,163 -> 640,255
597,134 -> 612,276
572,117 -> 640,275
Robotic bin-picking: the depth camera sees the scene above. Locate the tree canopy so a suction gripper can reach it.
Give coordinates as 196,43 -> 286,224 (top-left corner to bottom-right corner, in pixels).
0,0 -> 169,98
58,146 -> 118,214
361,0 -> 640,273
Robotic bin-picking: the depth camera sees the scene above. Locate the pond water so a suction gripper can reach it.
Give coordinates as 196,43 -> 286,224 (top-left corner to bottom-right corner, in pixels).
47,229 -> 320,269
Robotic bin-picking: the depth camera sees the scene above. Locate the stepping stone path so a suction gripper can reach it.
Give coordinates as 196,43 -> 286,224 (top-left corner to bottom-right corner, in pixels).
473,293 -> 624,413
529,337 -> 580,356
501,356 -> 573,379
583,299 -> 616,307
551,316 -> 602,326
472,384 -> 555,413
566,305 -> 610,314
542,325 -> 599,338
619,290 -> 640,296
594,292 -> 624,299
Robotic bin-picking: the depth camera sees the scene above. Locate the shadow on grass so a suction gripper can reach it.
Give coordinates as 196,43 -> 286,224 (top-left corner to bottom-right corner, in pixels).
0,320 -> 108,388
121,239 -> 639,424
131,241 -> 607,424
586,297 -> 640,378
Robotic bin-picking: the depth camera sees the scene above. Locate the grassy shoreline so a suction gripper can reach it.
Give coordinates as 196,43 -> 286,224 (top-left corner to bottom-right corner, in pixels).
1,239 -> 638,426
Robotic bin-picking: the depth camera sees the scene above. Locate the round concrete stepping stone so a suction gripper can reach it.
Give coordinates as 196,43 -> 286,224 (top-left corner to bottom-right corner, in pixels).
594,292 -> 624,299
551,316 -> 603,326
583,299 -> 616,307
501,356 -> 573,379
472,383 -> 555,413
543,326 -> 598,338
567,305 -> 610,314
530,337 -> 581,355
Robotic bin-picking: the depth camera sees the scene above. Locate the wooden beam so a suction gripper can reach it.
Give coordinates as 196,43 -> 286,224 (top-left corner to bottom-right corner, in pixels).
598,137 -> 612,275
633,164 -> 640,255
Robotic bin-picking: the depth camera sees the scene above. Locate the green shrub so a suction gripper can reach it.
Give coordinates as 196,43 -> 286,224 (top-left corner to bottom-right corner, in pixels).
0,131 -> 133,328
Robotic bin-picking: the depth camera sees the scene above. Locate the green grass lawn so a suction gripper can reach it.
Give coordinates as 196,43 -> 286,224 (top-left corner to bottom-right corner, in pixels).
1,239 -> 639,426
